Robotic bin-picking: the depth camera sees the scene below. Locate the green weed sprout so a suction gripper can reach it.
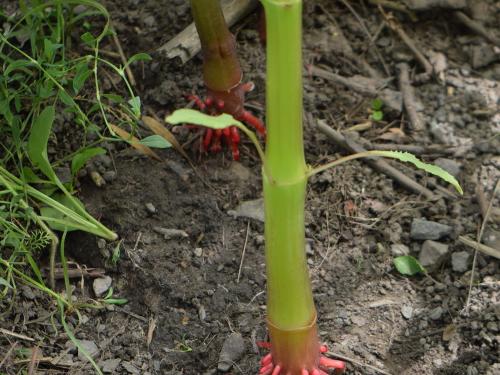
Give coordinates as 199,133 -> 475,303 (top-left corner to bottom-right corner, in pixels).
0,0 -> 148,288
167,0 -> 462,373
188,0 -> 265,160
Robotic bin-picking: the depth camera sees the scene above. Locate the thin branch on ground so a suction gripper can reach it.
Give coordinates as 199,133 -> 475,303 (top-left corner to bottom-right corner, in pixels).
380,8 -> 433,82
237,221 -> 250,283
308,66 -> 402,112
454,11 -> 500,47
338,0 -> 391,76
0,328 -> 34,342
111,29 -> 136,86
398,62 -> 424,131
464,179 -> 500,314
317,3 -> 382,79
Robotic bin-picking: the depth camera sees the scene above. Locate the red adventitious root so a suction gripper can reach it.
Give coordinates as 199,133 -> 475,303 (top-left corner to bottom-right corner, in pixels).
186,82 -> 265,160
258,343 -> 345,375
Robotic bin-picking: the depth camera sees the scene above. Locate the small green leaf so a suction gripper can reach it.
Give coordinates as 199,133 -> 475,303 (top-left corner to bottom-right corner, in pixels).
139,135 -> 172,149
374,151 -> 463,194
43,38 -> 62,61
166,109 -> 242,129
128,96 -> 141,117
80,32 -> 95,47
102,93 -> 124,103
59,90 -> 74,106
21,167 -> 47,183
0,277 -> 12,289
39,194 -> 87,232
104,287 -> 114,299
372,111 -> 383,121
27,106 -> 58,182
394,255 -> 425,276
4,60 -> 34,76
73,63 -> 91,93
124,53 -> 152,69
371,98 -> 383,111
71,147 -> 106,176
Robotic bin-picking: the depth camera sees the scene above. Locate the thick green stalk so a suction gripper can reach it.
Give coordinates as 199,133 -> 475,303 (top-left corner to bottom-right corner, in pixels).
190,0 -> 242,92
262,0 -> 313,330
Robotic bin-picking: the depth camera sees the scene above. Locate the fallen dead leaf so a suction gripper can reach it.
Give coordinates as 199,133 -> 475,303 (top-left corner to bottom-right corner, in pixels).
110,124 -> 161,161
142,115 -> 191,162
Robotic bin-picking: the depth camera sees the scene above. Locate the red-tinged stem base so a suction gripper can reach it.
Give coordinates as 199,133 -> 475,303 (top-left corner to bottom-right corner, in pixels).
185,82 -> 265,160
258,317 -> 346,375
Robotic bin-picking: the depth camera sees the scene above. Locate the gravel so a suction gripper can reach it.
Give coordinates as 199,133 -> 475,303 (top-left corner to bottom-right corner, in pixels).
418,240 -> 450,271
451,251 -> 471,272
217,332 -> 246,372
411,218 -> 452,240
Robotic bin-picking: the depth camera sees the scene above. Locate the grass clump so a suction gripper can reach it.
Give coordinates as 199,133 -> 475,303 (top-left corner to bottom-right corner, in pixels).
0,2 -> 145,370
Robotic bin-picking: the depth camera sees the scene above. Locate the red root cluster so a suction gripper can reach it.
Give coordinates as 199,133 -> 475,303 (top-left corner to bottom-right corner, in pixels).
258,343 -> 345,375
187,82 -> 265,160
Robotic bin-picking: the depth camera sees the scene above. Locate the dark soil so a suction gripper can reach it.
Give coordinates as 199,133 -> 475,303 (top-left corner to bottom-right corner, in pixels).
1,1 -> 499,374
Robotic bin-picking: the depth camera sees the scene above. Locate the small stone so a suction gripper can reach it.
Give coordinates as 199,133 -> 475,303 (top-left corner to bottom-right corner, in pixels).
198,305 -> 206,321
97,238 -> 106,249
391,243 -> 410,257
217,332 -> 245,372
411,218 -> 452,240
401,305 -> 413,320
153,227 -> 188,239
229,162 -> 251,181
194,247 -> 203,257
77,340 -> 99,361
101,358 -> 121,373
145,203 -> 156,214
471,45 -> 497,69
451,251 -> 471,273
143,15 -> 156,28
486,322 -> 498,333
227,198 -> 264,223
434,158 -> 462,177
122,361 -> 140,374
102,170 -> 116,183
21,286 -> 36,300
93,276 -> 112,297
418,240 -> 450,272
429,306 -> 444,321
483,229 -> 500,249
351,315 -> 367,326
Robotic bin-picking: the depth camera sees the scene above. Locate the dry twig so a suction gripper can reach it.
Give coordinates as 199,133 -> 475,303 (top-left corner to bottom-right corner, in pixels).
309,66 -> 402,112
237,221 -> 251,283
453,11 -> 500,48
397,62 -> 424,131
111,30 -> 136,86
459,236 -> 500,260
380,9 -> 433,81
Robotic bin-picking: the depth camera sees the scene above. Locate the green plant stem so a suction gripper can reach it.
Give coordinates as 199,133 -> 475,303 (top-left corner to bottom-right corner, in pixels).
262,0 -> 313,329
190,0 -> 242,91
307,150 -> 401,176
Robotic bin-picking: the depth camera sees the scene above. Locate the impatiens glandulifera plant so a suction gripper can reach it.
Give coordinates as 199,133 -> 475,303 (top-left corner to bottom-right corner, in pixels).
167,0 -> 463,373
189,0 -> 265,160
